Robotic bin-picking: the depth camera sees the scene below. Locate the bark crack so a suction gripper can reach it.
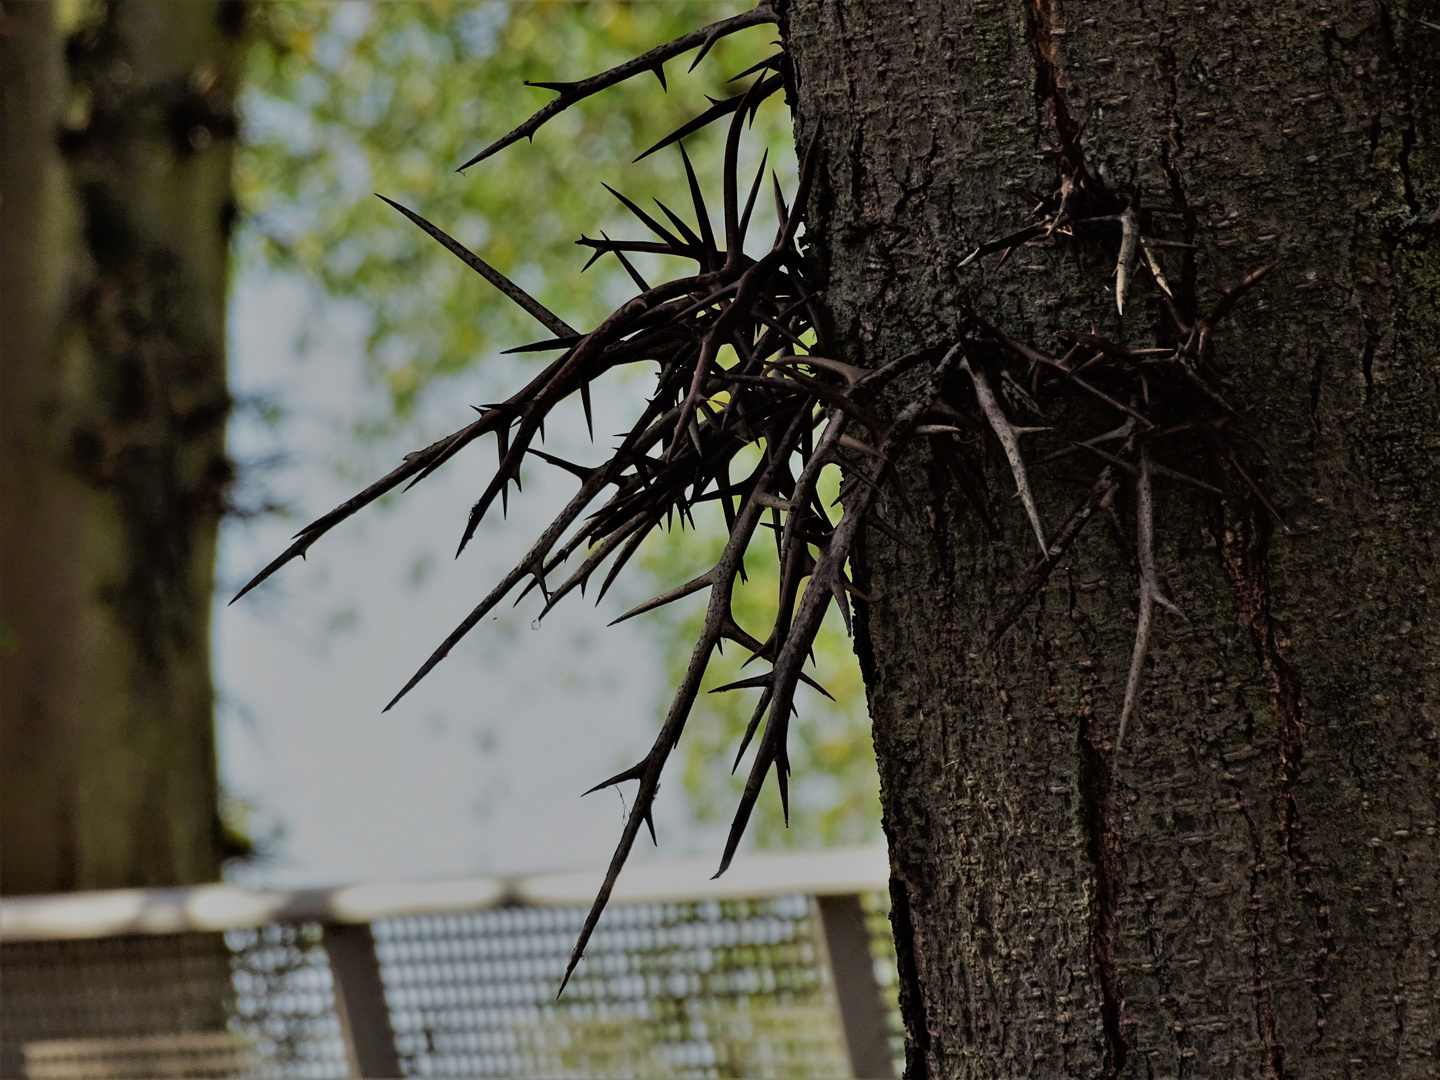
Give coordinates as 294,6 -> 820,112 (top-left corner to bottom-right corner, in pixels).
1216,501 -> 1337,1046
887,867 -> 935,1080
1141,890 -> 1191,1076
1077,684 -> 1132,1078
1239,803 -> 1289,1080
1024,0 -> 1084,172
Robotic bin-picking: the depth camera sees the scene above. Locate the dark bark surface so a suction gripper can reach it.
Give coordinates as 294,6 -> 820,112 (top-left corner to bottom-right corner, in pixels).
783,0 -> 1438,1076
0,0 -> 242,894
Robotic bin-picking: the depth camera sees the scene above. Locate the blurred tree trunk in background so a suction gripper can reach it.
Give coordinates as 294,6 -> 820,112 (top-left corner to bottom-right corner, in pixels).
785,0 -> 1437,1076
1,0 -> 244,895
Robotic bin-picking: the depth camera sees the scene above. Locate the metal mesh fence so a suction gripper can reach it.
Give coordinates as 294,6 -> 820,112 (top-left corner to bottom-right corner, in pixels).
225,923 -> 349,1079
2,890 -> 902,1079
0,933 -> 237,1079
375,894 -> 848,1079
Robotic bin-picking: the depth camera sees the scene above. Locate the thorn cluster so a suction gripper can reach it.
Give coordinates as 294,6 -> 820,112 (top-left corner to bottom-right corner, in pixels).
234,3 -> 1282,995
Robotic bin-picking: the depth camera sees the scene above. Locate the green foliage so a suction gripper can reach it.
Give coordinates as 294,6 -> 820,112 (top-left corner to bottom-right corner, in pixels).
237,1 -> 879,848
241,0 -> 777,419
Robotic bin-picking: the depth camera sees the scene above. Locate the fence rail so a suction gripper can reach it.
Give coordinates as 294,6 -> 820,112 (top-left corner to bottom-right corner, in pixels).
1,847 -> 900,1080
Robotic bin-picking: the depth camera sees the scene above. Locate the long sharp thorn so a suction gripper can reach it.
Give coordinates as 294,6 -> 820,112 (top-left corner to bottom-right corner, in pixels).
526,447 -> 594,482
610,569 -> 718,626
376,195 -> 575,338
654,200 -> 706,258
233,414 -> 506,602
963,355 -> 1047,552
1140,238 -> 1174,298
1116,449 -> 1156,759
460,4 -> 778,172
1199,262 -> 1277,329
603,184 -> 684,249
771,172 -> 789,237
580,382 -> 594,440
385,471 -> 611,711
1116,202 -> 1139,316
988,469 -> 1120,649
635,74 -> 783,163
732,688 -> 773,772
738,148 -> 768,247
678,143 -> 718,265
602,232 -> 651,292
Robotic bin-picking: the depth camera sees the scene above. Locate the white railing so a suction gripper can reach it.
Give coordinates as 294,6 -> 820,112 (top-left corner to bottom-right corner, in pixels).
1,847 -> 899,1079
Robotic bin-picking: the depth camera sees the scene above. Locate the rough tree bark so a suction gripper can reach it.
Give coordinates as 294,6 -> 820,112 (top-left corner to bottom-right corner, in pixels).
0,0 -> 242,894
784,0 -> 1437,1076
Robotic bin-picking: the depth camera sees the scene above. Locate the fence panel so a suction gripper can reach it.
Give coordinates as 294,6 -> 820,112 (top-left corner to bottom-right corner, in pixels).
1,848 -> 902,1079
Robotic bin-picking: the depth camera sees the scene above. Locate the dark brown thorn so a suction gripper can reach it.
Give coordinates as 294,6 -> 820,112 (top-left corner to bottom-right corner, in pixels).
232,416 -> 497,603
710,673 -> 773,694
1213,434 -> 1289,531
603,184 -> 685,249
653,198 -> 706,255
1198,262 -> 1277,330
732,688 -> 773,772
582,760 -> 646,798
987,467 -> 1121,650
610,570 -> 717,630
778,127 -> 823,252
865,509 -> 911,550
527,447 -> 595,482
377,195 -> 576,338
767,354 -> 867,386
634,73 -> 782,163
771,172 -> 789,238
999,332 -> 1154,428
738,148 -> 768,246
678,143 -> 718,267
957,221 -> 1050,268
932,434 -> 1001,540
384,471 -> 610,711
460,3 -> 777,172
595,524 -> 655,606
722,73 -> 774,268
603,232 -> 652,292
580,381 -> 594,440
538,512 -> 651,620
719,341 -> 966,880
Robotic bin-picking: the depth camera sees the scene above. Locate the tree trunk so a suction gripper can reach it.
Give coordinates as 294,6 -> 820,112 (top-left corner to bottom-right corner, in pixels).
783,0 -> 1437,1076
0,0 -> 242,894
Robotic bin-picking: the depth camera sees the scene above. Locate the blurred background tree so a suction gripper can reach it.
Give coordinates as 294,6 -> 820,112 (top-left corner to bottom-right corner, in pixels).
2,0 -> 244,894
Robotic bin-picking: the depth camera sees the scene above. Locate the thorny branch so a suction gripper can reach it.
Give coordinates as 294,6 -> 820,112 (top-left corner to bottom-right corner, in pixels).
234,2 -> 1280,993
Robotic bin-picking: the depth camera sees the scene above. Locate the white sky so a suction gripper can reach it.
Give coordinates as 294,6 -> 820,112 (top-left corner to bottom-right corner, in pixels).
216,271 -> 726,889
